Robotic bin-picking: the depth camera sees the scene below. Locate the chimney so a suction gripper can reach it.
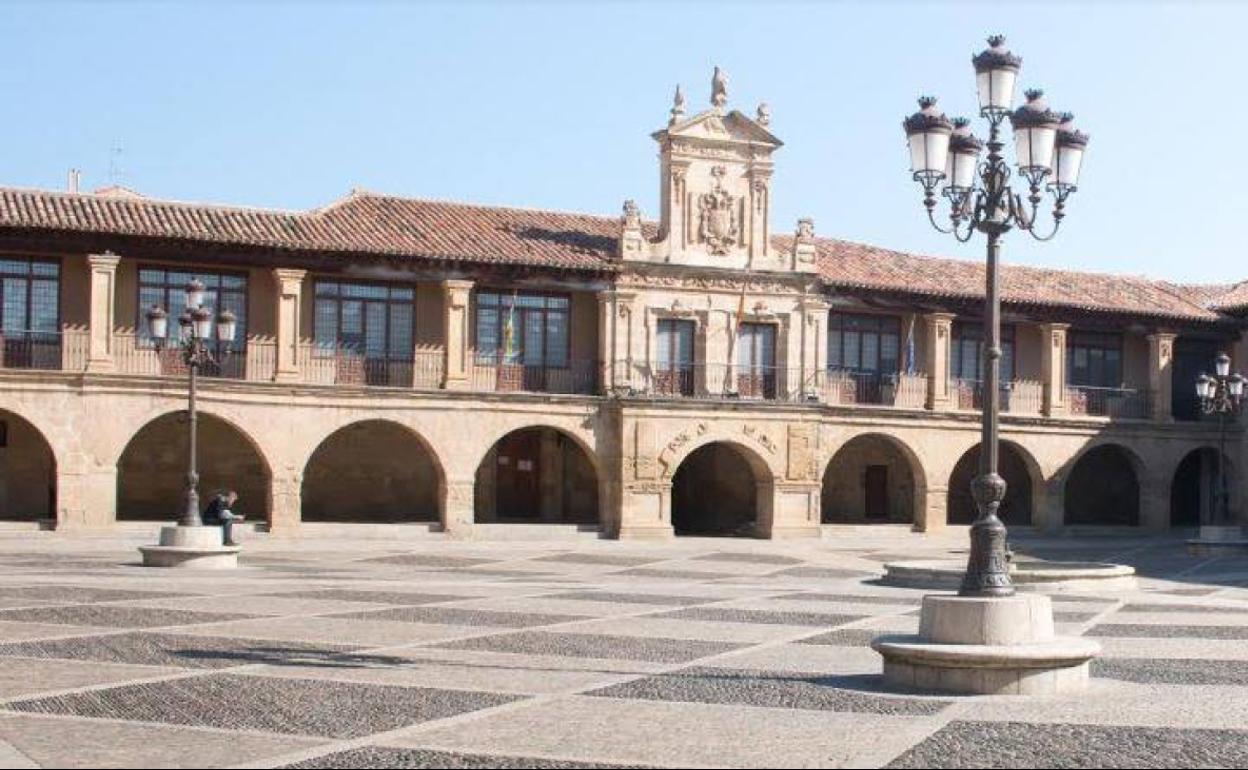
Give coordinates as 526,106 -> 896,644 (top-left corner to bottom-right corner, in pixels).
67,168 -> 81,193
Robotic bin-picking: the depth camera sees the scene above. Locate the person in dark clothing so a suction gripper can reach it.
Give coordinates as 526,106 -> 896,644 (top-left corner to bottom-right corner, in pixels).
202,490 -> 243,546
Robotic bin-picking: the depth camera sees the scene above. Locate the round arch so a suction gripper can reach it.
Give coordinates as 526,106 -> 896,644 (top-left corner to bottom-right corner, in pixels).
302,419 -> 445,523
474,425 -> 600,525
1063,443 -> 1143,526
822,433 -> 926,525
0,408 -> 57,522
1170,446 -> 1235,528
117,411 -> 271,522
947,440 -> 1040,526
670,439 -> 772,537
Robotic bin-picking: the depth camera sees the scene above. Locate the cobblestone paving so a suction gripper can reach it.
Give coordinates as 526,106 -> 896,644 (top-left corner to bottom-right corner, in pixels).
0,531 -> 1244,767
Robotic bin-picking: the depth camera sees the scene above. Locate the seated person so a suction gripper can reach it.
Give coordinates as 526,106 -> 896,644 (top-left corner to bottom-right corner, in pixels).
202,490 -> 244,546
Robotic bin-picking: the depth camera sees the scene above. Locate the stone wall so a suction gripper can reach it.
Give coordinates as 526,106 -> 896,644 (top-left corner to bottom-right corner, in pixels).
302,420 -> 440,523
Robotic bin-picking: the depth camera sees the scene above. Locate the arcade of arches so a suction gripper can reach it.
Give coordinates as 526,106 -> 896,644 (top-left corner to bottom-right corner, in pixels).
1170,447 -> 1235,528
302,421 -> 441,523
671,442 -> 763,536
117,412 -> 270,522
0,411 -> 55,521
948,443 -> 1034,526
474,427 -> 598,524
822,435 -> 917,524
1064,445 -> 1141,527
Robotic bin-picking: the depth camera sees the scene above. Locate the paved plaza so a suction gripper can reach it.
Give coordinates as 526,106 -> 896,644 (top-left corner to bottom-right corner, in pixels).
0,529 -> 1244,768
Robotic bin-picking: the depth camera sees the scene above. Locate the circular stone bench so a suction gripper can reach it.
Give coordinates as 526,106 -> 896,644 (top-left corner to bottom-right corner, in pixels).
882,559 -> 1136,593
139,525 -> 239,569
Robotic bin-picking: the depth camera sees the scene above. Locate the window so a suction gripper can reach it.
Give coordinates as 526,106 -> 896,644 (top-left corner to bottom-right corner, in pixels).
737,322 -> 777,398
474,291 -> 569,368
656,318 -> 695,396
0,258 -> 59,338
828,313 -> 901,374
314,281 -> 414,359
1067,331 -> 1123,388
138,267 -> 246,351
951,321 -> 1015,382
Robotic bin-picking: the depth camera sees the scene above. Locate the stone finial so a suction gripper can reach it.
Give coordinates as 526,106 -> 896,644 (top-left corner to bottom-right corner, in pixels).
793,217 -> 817,266
670,84 -> 686,125
622,199 -> 642,229
756,102 -> 771,126
711,66 -> 728,111
620,199 -> 644,259
796,217 -> 815,240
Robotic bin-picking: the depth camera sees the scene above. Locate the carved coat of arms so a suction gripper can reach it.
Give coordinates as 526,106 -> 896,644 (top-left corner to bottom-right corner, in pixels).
698,167 -> 738,255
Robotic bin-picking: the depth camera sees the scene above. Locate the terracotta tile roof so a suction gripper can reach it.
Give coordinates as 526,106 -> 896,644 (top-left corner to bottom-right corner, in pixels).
0,185 -> 1234,322
0,187 -> 620,271
787,235 -> 1225,323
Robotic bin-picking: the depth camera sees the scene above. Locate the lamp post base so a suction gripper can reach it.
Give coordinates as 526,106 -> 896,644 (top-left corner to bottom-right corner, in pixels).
872,594 -> 1099,695
139,525 -> 239,569
1188,525 -> 1248,556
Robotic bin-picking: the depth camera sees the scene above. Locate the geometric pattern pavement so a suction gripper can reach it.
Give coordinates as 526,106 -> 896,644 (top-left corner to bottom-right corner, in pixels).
0,532 -> 1244,767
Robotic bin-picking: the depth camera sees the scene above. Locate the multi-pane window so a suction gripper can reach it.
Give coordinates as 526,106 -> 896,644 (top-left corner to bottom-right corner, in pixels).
1067,331 -> 1123,388
951,321 -> 1015,382
827,313 -> 901,373
0,259 -> 59,337
656,318 -> 695,396
474,291 -> 569,367
138,268 -> 247,350
314,282 -> 414,359
737,322 -> 777,398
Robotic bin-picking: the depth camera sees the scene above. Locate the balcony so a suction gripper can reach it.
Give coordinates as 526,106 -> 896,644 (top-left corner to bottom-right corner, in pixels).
297,345 -> 442,389
1066,385 -> 1151,419
822,370 -> 928,409
953,378 -> 1044,416
469,355 -> 598,395
0,331 -> 82,372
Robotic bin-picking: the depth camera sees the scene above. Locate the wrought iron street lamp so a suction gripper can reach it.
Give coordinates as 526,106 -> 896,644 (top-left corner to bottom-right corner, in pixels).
903,36 -> 1089,596
1196,353 -> 1244,526
144,279 -> 237,528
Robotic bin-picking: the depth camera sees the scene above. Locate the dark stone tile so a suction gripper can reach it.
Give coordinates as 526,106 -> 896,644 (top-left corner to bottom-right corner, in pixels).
1088,624 -> 1248,640
0,632 -> 362,669
264,589 -> 473,605
655,607 -> 864,628
7,673 -> 517,739
533,553 -> 663,567
361,555 -> 498,569
1093,657 -> 1248,685
1121,602 -> 1248,614
282,747 -> 649,769
885,720 -> 1248,768
549,591 -> 715,607
692,552 -> 804,566
780,592 -> 920,606
0,605 -> 251,628
333,606 -> 587,628
589,667 -> 947,716
435,631 -> 744,663
796,628 -> 880,647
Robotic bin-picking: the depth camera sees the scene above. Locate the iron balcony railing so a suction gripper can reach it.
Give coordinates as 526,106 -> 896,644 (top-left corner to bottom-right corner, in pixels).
1066,384 -> 1151,419
298,344 -> 441,389
0,330 -> 82,372
953,377 -> 1044,415
469,355 -> 599,395
822,369 -> 929,408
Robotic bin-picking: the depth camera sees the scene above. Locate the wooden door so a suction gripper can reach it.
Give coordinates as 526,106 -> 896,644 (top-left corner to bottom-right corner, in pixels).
495,431 -> 541,520
865,465 -> 889,520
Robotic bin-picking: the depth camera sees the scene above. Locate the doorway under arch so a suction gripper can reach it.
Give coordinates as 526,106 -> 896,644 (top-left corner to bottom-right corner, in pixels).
822,434 -> 919,524
117,412 -> 270,522
302,420 -> 442,523
0,410 -> 56,522
474,427 -> 599,525
1170,447 -> 1234,528
1064,444 -> 1141,526
947,442 -> 1036,526
670,441 -> 767,536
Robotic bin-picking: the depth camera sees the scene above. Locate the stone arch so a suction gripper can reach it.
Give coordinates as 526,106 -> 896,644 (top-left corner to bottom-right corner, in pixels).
670,439 -> 774,537
947,440 -> 1041,526
117,411 -> 272,522
1063,443 -> 1144,527
1170,446 -> 1235,528
821,432 -> 926,525
302,419 -> 445,523
474,425 -> 600,525
0,408 -> 57,522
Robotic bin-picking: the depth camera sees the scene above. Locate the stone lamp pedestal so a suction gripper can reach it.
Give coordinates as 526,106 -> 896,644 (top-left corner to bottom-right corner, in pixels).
872,594 -> 1099,695
1188,525 -> 1248,555
139,525 -> 239,569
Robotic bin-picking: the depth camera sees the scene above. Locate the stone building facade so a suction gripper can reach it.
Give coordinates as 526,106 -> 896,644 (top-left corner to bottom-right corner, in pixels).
0,76 -> 1245,540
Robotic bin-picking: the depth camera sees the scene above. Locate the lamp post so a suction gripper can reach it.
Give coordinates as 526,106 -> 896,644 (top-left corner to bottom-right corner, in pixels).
144,279 -> 237,528
903,36 -> 1089,596
1196,353 -> 1245,527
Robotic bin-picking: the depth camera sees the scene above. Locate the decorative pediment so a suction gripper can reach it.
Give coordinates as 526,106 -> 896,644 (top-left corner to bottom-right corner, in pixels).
653,109 -> 784,149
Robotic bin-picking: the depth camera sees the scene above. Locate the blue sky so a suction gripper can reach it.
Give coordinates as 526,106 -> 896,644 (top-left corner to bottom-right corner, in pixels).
1,1 -> 1243,284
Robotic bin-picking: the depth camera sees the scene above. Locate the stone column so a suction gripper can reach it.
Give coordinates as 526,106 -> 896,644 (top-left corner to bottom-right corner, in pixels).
443,478 -> 475,538
1035,478 -> 1064,532
764,481 -> 822,539
596,291 -> 614,394
1140,475 -> 1169,531
272,269 -> 306,383
915,482 -> 947,532
800,299 -> 829,400
617,482 -> 674,539
1147,331 -> 1177,422
267,469 -> 302,536
85,253 -> 120,373
441,279 -> 474,390
1039,323 -> 1070,417
924,312 -> 955,411
54,457 -> 116,531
